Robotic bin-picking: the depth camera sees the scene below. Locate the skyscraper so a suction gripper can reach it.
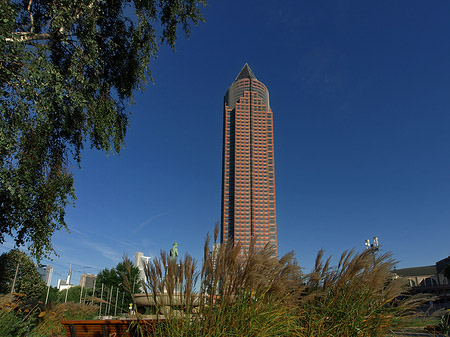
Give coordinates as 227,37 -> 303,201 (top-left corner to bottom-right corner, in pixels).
37,264 -> 53,286
221,64 -> 277,255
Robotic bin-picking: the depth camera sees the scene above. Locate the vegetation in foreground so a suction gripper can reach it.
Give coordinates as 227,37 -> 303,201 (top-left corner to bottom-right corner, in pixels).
0,293 -> 97,337
126,226 -> 430,337
0,226 -> 436,336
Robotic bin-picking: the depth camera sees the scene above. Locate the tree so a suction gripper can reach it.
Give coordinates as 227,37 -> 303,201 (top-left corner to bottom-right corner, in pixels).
56,285 -> 82,303
40,285 -> 59,303
0,249 -> 45,300
0,0 -> 206,259
96,259 -> 141,309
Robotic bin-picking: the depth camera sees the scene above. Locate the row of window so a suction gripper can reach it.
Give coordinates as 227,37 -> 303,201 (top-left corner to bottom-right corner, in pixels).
234,124 -> 268,129
235,235 -> 271,240
233,164 -> 268,168
224,179 -> 274,185
234,128 -> 269,133
233,116 -> 268,121
234,116 -> 268,122
232,216 -> 276,220
225,179 -> 274,188
227,111 -> 271,120
235,104 -> 266,110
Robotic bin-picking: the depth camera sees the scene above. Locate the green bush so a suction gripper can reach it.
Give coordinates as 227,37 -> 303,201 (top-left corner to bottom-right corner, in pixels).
0,308 -> 31,337
29,302 -> 98,337
0,294 -> 35,337
440,310 -> 450,336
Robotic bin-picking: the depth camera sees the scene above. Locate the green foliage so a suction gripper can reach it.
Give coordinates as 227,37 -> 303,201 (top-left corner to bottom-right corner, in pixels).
30,302 -> 98,337
39,286 -> 58,304
0,294 -> 39,337
40,285 -> 93,305
56,286 -> 83,303
440,311 -> 450,336
97,260 -> 141,292
96,259 -> 141,312
0,0 -> 206,260
0,309 -> 31,337
0,249 -> 45,300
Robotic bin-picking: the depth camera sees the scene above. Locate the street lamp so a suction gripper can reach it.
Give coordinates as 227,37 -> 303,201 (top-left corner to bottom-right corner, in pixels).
365,237 -> 379,251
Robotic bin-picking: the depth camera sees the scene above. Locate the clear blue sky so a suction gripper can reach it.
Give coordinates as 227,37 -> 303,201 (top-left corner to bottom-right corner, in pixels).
4,0 -> 450,285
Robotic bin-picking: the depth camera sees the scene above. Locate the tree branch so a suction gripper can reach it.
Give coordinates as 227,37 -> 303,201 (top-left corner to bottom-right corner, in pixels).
27,0 -> 34,33
5,32 -> 51,43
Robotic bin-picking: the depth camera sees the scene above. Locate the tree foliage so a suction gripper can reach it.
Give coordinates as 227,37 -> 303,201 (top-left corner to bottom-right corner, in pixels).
96,260 -> 141,307
0,0 -> 206,259
0,249 -> 45,300
56,285 -> 83,303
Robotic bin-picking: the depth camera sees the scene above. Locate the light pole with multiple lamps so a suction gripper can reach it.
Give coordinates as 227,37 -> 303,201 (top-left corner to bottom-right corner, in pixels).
365,237 -> 379,252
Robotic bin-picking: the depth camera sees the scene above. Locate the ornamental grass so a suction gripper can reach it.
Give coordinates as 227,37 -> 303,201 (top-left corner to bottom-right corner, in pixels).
125,225 -> 427,337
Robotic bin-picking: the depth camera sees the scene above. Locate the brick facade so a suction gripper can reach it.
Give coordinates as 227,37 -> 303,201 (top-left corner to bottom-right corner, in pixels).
221,64 -> 277,255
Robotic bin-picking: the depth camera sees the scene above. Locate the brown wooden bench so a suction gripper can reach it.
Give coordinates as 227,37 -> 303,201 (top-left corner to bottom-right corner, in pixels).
61,319 -> 158,337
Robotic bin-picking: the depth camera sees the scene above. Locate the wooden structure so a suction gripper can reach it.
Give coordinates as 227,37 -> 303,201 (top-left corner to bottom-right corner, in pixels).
61,319 -> 157,337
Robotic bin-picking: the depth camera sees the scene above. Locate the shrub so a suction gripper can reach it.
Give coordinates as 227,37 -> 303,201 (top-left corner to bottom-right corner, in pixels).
295,249 -> 427,337
29,302 -> 98,337
0,294 -> 37,337
439,310 -> 450,336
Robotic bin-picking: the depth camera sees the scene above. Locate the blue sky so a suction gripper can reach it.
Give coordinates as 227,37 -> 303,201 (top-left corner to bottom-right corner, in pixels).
3,0 -> 450,285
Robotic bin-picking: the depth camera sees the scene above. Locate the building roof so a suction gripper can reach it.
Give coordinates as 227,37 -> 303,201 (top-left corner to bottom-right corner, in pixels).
234,63 -> 257,82
394,265 -> 436,277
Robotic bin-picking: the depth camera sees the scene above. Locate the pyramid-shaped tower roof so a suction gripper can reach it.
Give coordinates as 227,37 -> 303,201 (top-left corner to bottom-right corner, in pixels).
234,63 -> 257,82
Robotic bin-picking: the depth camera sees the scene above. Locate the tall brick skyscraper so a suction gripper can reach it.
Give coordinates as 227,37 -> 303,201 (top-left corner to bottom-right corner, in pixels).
220,64 -> 277,255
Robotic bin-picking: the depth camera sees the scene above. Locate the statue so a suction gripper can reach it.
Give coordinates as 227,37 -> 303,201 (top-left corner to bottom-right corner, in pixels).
169,242 -> 178,261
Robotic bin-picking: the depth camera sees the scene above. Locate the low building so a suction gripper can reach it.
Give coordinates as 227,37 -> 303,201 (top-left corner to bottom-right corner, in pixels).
394,256 -> 450,309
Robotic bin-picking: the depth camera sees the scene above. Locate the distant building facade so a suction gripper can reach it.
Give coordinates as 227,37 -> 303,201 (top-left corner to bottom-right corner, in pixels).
394,256 -> 450,309
57,266 -> 73,291
80,273 -> 97,289
221,64 -> 277,255
37,264 -> 53,286
135,252 -> 151,288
